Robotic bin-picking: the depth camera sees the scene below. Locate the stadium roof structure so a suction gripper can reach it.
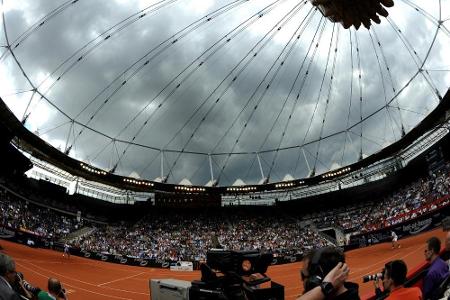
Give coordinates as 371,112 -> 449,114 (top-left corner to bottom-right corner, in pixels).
1,0 -> 450,194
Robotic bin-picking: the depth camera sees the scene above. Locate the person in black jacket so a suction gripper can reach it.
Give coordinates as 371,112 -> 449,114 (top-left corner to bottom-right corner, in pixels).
297,246 -> 360,300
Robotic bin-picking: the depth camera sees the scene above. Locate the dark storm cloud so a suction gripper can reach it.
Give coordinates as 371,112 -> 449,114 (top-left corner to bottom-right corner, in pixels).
1,0 -> 449,185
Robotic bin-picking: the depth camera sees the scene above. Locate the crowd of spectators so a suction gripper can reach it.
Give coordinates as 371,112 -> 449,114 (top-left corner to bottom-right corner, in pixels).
309,165 -> 450,235
357,169 -> 450,233
0,186 -> 330,261
1,163 -> 450,261
0,189 -> 83,240
77,213 -> 328,261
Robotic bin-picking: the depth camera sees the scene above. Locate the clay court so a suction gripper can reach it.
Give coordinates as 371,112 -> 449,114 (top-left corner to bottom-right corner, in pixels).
1,227 -> 445,300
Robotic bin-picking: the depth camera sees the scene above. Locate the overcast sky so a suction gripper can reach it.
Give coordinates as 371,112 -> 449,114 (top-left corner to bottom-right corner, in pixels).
0,0 -> 449,186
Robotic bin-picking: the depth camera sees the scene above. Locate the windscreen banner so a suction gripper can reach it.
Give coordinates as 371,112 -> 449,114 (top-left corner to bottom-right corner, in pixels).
345,203 -> 450,250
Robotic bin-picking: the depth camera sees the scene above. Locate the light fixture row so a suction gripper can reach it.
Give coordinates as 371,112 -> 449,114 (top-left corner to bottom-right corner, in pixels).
322,167 -> 351,178
123,178 -> 153,186
174,186 -> 206,192
227,186 -> 257,192
80,163 -> 107,175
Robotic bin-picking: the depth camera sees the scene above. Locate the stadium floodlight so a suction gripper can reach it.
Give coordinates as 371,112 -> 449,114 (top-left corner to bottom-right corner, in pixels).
310,0 -> 394,29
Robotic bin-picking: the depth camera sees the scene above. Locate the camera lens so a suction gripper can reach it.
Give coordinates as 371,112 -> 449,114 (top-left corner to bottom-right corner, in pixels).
16,272 -> 24,280
362,273 -> 383,283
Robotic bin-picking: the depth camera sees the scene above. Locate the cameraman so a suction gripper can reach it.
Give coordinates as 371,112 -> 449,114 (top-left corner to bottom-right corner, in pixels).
37,278 -> 67,300
373,260 -> 422,300
297,247 -> 360,300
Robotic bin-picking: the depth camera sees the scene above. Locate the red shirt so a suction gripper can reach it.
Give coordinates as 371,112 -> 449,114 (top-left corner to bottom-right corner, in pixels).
386,286 -> 422,300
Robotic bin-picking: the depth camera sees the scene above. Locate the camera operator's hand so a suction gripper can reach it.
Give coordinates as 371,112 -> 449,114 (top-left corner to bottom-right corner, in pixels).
297,262 -> 349,300
373,277 -> 381,289
323,262 -> 349,289
16,274 -> 33,299
58,287 -> 68,300
373,277 -> 386,299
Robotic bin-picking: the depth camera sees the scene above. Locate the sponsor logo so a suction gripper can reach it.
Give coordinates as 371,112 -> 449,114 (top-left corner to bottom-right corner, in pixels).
101,255 -> 108,261
170,266 -> 193,271
132,258 -> 149,267
84,252 -> 91,258
271,259 -> 278,265
120,258 -> 128,264
283,256 -> 297,263
140,260 -> 149,267
0,229 -> 15,239
161,262 -> 169,268
402,218 -> 433,235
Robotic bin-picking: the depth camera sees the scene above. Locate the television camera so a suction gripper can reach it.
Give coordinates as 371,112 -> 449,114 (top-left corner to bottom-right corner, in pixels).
189,249 -> 284,300
363,270 -> 384,283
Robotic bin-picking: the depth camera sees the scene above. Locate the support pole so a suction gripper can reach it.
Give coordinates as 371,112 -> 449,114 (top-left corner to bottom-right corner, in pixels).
256,152 -> 266,183
208,154 -> 214,183
160,150 -> 164,182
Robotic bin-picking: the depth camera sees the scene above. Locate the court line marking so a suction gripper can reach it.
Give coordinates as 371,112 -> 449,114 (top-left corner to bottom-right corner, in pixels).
349,243 -> 426,278
15,258 -> 96,266
93,284 -> 150,295
13,251 -> 157,273
16,262 -> 133,300
97,272 -> 146,286
268,242 -> 427,282
7,230 -> 439,300
19,260 -> 150,296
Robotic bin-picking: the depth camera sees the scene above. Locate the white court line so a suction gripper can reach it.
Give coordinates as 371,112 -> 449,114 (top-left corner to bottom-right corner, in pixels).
97,271 -> 146,287
271,243 -> 427,282
10,238 -> 428,299
19,260 -> 150,296
349,244 -> 426,278
93,284 -> 150,295
16,262 -> 132,300
14,253 -> 156,274
15,258 -> 94,266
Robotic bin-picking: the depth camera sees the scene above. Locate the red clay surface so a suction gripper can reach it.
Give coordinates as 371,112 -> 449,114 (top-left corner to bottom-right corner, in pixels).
1,227 -> 446,300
